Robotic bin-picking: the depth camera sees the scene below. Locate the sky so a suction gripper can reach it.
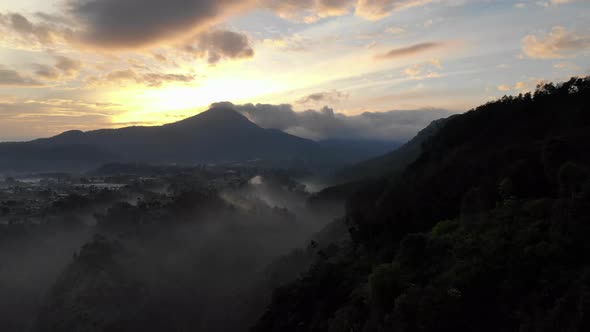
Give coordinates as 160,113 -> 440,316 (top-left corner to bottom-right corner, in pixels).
0,0 -> 589,141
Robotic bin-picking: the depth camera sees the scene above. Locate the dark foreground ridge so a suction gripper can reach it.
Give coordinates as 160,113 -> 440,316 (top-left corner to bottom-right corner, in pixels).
252,77 -> 590,332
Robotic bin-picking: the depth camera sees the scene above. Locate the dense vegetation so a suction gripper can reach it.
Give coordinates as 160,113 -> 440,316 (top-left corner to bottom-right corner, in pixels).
252,77 -> 590,332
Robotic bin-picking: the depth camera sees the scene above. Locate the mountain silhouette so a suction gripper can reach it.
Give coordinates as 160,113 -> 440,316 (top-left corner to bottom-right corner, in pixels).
331,116 -> 451,184
0,107 -> 327,172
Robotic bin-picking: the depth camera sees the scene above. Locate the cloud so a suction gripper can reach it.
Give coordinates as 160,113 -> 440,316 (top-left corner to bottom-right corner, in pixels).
0,98 -> 121,141
263,0 -> 436,22
139,73 -> 196,87
297,90 -> 349,104
2,9 -> 254,65
184,29 -> 254,64
55,55 -> 83,76
522,26 -> 590,59
67,0 -> 250,49
35,65 -> 61,80
35,55 -> 83,80
497,85 -> 511,92
2,0 -> 439,53
403,59 -> 442,79
263,0 -> 352,23
211,101 -> 451,141
153,53 -> 167,62
5,13 -> 54,44
376,42 -> 444,59
266,0 -> 436,22
0,12 -> 72,47
356,0 -> 435,20
87,69 -> 196,87
0,68 -> 43,87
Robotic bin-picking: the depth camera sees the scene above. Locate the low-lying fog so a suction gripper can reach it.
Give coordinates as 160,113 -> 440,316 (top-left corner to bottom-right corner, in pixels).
0,172 -> 344,332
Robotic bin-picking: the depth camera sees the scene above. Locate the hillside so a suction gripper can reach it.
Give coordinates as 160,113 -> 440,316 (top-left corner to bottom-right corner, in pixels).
332,116 -> 450,184
308,117 -> 450,209
253,77 -> 590,332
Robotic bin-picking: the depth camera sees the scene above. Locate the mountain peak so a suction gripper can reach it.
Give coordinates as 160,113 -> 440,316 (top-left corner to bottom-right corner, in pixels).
168,107 -> 255,130
200,106 -> 249,121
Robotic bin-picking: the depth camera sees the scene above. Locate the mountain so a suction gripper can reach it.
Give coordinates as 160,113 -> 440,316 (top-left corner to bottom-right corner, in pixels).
332,116 -> 450,184
308,117 -> 450,210
0,107 -> 407,173
253,77 -> 590,332
0,107 -> 325,172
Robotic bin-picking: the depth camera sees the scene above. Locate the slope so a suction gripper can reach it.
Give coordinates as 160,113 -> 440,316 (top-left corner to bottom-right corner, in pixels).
253,77 -> 590,332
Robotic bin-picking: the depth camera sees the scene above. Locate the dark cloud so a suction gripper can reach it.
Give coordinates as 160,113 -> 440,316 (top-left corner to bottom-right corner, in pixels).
34,55 -> 82,81
185,29 -> 254,64
297,90 -> 349,104
153,53 -> 168,62
88,69 -> 196,87
34,12 -> 75,25
35,65 -> 61,80
64,0 -> 438,48
0,68 -> 43,87
319,0 -> 354,12
212,102 -> 452,141
140,72 -> 196,86
55,55 -> 82,76
104,69 -> 136,81
376,42 -> 444,59
10,13 -> 49,42
1,0 -> 439,52
2,4 -> 255,65
67,0 -> 249,48
0,13 -> 62,44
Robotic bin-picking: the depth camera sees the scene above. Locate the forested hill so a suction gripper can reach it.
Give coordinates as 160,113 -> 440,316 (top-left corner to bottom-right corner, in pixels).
252,77 -> 590,332
332,116 -> 449,184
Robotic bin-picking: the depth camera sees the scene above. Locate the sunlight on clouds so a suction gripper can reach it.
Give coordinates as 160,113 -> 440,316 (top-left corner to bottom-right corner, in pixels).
0,0 -> 589,140
109,77 -> 286,125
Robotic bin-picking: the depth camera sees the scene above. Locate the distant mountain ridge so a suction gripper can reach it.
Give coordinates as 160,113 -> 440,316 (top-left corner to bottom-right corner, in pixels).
0,107 -> 325,172
0,107 -> 404,173
307,117 -> 451,209
332,116 -> 452,184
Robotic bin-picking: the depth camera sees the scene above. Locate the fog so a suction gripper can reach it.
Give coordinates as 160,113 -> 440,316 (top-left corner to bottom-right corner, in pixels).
0,226 -> 91,331
1,172 -> 345,331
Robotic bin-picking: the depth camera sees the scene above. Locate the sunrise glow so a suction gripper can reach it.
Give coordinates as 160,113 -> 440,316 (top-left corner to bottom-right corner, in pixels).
0,0 -> 589,140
